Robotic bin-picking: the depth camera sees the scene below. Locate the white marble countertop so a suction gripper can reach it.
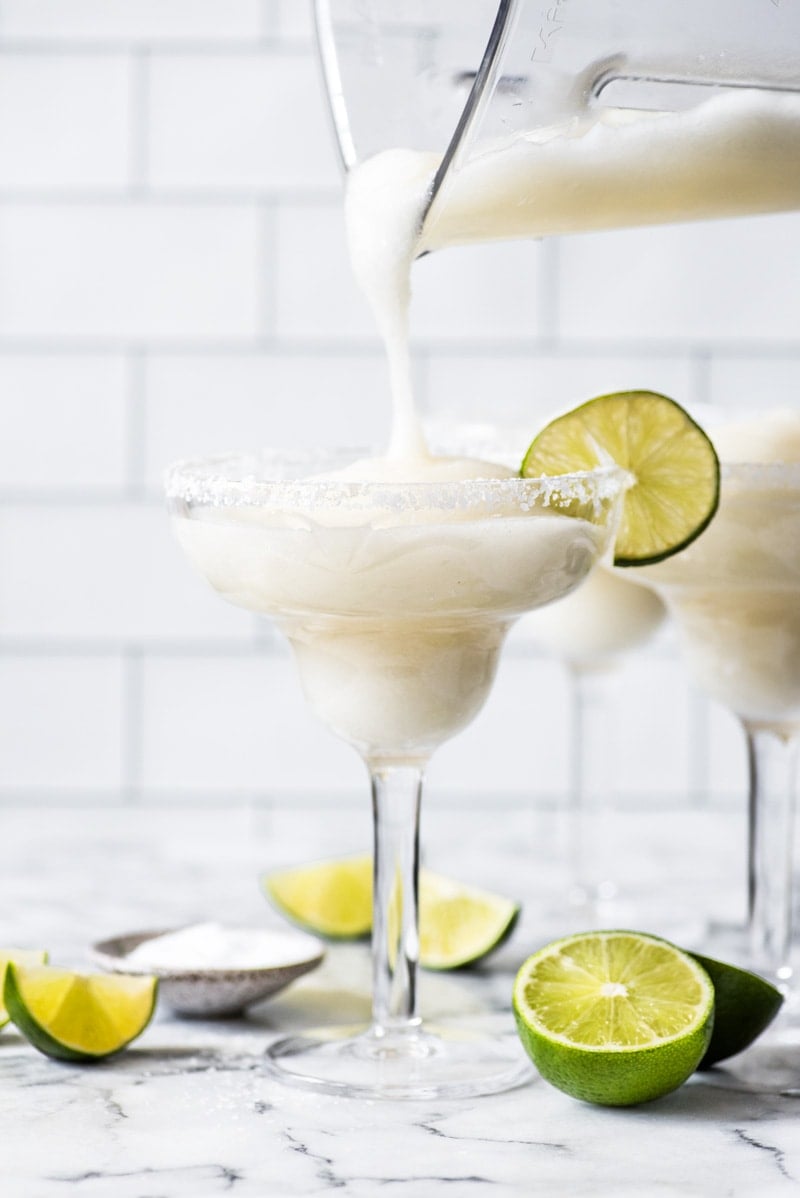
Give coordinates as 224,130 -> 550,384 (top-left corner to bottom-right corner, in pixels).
2,801 -> 799,1197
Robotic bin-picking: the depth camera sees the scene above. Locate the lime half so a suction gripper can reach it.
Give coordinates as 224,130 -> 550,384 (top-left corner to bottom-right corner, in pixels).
4,964 -> 157,1062
0,949 -> 48,1029
521,391 -> 720,566
691,953 -> 783,1069
264,856 -> 520,970
513,931 -> 714,1106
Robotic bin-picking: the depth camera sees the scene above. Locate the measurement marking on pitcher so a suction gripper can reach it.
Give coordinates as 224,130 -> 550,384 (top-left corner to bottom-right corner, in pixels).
531,0 -> 568,63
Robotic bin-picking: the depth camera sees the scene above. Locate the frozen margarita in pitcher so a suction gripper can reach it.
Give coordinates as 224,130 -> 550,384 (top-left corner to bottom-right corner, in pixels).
347,90 -> 800,285
422,91 -> 800,246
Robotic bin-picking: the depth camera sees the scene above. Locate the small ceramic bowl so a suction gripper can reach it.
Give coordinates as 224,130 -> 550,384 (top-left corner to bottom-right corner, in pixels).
90,927 -> 325,1017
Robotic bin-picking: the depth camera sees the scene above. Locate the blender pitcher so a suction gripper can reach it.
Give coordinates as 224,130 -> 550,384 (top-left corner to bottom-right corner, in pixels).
314,0 -> 800,242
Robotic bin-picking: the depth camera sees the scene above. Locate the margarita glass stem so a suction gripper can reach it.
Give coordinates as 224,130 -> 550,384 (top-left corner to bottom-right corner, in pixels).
567,664 -> 620,906
369,762 -> 424,1036
743,719 -> 799,984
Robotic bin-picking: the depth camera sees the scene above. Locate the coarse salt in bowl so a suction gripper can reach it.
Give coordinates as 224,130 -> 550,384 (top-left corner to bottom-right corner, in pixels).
90,923 -> 325,1017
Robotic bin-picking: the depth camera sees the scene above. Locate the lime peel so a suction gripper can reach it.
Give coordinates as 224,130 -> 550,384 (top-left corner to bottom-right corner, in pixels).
0,949 -> 49,1029
690,952 -> 784,1069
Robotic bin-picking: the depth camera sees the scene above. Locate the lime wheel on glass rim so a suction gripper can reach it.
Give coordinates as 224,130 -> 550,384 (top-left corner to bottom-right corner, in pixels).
521,390 -> 720,566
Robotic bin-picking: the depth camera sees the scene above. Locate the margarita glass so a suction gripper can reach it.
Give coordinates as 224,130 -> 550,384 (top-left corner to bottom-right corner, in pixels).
525,567 -> 666,915
166,447 -> 624,1099
427,418 -> 666,917
639,456 -> 800,994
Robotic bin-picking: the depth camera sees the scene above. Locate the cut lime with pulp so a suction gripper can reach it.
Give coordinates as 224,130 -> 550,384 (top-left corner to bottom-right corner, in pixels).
264,856 -> 520,970
0,949 -> 48,1029
521,391 -> 720,566
418,874 -> 519,971
4,964 -> 158,1062
513,931 -> 714,1106
691,953 -> 783,1069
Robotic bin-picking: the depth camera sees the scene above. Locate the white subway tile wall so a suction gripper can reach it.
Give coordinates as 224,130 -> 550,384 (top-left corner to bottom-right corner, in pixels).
1,4 -> 798,810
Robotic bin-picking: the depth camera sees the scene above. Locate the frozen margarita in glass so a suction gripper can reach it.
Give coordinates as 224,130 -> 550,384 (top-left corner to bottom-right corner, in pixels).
639,410 -> 800,987
168,445 -> 624,1100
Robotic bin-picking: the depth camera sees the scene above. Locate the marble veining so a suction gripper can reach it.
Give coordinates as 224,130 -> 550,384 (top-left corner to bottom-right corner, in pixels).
1,803 -> 800,1196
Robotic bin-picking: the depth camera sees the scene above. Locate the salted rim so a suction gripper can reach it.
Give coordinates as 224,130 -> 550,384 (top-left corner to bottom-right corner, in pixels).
164,449 -> 627,515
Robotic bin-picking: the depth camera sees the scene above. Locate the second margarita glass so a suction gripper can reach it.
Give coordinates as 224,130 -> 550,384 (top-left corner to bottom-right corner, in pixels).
639,442 -> 800,998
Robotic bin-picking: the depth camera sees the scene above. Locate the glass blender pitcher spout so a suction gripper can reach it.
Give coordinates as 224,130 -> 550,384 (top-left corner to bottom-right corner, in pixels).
311,0 -> 519,219
313,1 -> 517,216
314,0 -> 800,237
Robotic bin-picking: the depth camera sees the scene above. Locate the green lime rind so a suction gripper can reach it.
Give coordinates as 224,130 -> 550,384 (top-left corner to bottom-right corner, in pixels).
513,1005 -> 712,1107
0,949 -> 49,1030
4,964 -> 158,1063
521,390 -> 720,568
513,930 -> 714,1107
690,953 -> 784,1069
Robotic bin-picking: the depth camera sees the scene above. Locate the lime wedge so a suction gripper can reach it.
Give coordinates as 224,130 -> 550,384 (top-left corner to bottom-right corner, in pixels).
264,856 -> 520,969
521,391 -> 720,566
264,855 -> 373,941
4,964 -> 157,1062
691,953 -> 783,1069
0,949 -> 48,1029
418,874 -> 519,970
513,931 -> 714,1106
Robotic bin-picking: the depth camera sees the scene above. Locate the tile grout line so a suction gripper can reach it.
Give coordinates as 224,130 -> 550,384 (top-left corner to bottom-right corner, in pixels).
121,645 -> 144,805
689,345 -> 713,407
124,349 -> 148,498
2,337 -> 797,358
259,0 -> 279,39
0,189 -> 341,205
128,45 -> 151,194
0,639 -> 279,658
687,688 -> 711,808
256,200 -> 278,340
0,40 -> 313,56
536,237 -> 561,345
413,345 -> 431,417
